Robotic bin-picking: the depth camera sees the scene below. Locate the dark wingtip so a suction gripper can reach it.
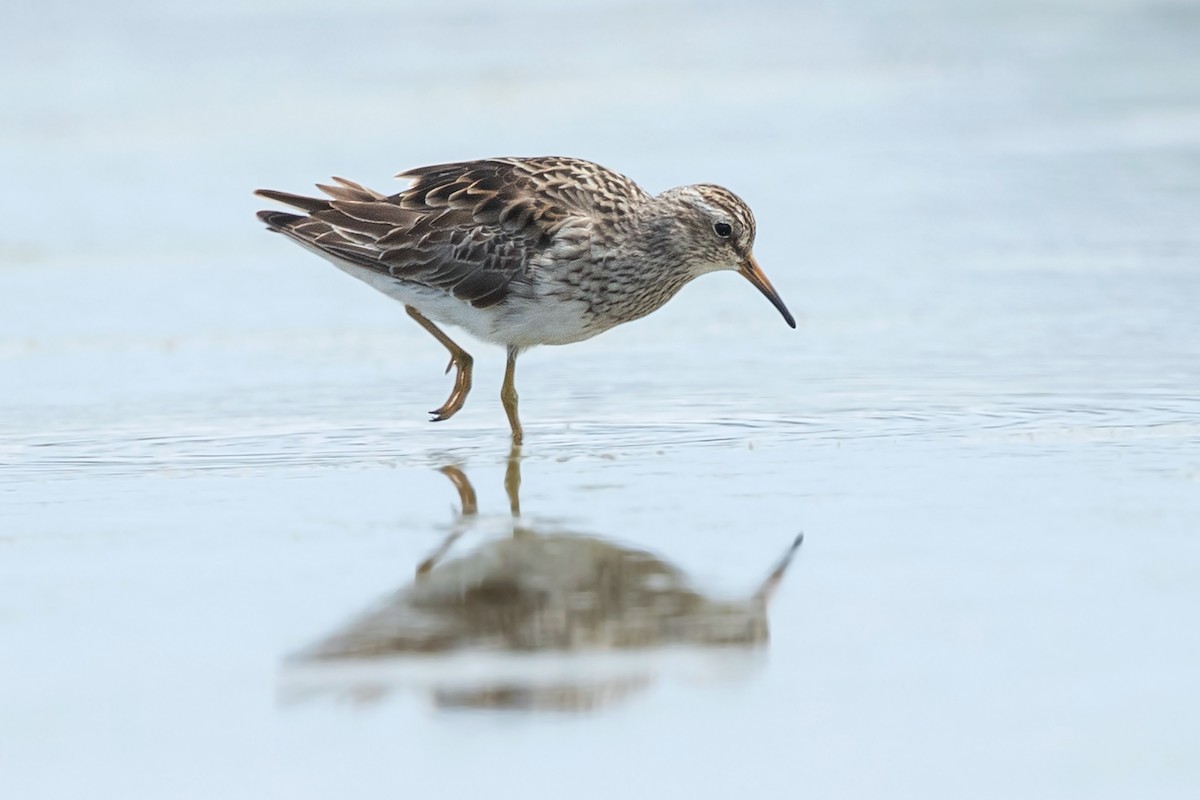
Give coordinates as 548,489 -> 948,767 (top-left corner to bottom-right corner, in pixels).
256,209 -> 303,230
254,188 -> 331,213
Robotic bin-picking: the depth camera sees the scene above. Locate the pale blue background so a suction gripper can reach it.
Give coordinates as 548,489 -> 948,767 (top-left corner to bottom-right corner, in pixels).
2,1 -> 1198,798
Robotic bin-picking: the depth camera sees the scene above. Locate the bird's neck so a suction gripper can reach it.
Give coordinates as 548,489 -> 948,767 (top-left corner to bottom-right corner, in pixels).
585,209 -> 698,327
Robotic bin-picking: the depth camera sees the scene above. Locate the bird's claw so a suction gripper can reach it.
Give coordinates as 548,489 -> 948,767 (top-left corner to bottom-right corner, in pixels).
427,355 -> 472,422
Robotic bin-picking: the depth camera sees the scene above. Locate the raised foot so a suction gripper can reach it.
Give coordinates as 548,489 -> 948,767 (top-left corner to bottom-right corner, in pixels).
429,351 -> 473,422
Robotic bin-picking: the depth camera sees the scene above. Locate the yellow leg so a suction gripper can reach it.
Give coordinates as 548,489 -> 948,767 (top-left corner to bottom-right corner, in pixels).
504,444 -> 521,517
405,306 -> 472,421
501,345 -> 523,446
416,465 -> 478,576
438,465 -> 478,516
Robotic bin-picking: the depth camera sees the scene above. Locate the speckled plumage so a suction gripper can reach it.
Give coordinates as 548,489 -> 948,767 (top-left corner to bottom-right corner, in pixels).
256,156 -> 794,444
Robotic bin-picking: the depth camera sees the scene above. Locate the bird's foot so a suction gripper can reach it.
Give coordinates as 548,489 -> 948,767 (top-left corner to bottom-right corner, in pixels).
429,351 -> 473,421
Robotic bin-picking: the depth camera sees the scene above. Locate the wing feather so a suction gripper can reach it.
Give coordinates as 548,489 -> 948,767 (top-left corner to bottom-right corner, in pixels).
255,157 -> 648,309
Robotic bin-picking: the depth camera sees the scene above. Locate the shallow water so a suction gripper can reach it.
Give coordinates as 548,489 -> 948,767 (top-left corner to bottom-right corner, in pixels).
3,1 -> 1199,798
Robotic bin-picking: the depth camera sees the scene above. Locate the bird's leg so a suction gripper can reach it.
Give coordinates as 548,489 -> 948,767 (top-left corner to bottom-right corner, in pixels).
505,444 -> 536,537
405,306 -> 473,421
501,345 -> 523,446
416,465 -> 478,576
504,444 -> 522,517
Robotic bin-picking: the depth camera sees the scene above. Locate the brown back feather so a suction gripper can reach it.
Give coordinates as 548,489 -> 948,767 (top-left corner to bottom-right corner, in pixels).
255,158 -> 646,308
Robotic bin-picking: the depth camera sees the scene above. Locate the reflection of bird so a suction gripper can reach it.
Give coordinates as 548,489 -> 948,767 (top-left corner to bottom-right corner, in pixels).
305,531 -> 801,657
287,462 -> 802,711
255,157 -> 795,444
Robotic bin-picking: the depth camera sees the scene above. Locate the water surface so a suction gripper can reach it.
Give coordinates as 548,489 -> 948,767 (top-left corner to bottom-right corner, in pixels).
2,1 -> 1198,798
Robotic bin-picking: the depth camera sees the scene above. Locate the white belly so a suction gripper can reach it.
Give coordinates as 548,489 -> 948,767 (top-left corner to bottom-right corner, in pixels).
321,255 -> 598,349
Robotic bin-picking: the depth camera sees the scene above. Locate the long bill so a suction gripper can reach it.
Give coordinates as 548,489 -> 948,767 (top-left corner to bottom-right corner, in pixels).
738,255 -> 796,328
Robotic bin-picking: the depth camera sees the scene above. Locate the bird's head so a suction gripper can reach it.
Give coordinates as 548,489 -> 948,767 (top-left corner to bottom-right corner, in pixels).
664,184 -> 795,328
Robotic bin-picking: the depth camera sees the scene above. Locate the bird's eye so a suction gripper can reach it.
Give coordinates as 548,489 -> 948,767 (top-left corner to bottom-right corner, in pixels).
714,222 -> 733,238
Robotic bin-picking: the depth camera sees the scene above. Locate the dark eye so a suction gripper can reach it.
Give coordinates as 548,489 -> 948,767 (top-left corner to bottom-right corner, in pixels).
714,222 -> 733,238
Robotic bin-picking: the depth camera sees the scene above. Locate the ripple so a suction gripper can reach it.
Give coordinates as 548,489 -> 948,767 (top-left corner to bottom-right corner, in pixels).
3,387 -> 1197,483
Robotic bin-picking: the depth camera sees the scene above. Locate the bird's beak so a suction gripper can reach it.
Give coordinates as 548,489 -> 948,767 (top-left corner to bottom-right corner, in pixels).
738,255 -> 796,328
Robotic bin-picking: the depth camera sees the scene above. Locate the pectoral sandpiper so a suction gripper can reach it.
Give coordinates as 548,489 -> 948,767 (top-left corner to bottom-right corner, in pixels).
256,157 -> 794,445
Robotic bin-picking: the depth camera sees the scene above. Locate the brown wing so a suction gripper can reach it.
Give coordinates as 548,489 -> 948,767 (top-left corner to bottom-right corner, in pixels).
255,157 -> 647,309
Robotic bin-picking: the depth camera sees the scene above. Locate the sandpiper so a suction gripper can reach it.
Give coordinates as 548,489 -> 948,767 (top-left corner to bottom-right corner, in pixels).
256,157 -> 795,444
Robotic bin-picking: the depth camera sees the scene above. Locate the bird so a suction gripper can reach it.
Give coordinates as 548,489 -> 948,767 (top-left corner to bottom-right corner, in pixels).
255,156 -> 795,445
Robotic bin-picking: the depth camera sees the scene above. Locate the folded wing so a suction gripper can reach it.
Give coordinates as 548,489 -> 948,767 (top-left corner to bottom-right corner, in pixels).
256,157 -> 646,309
